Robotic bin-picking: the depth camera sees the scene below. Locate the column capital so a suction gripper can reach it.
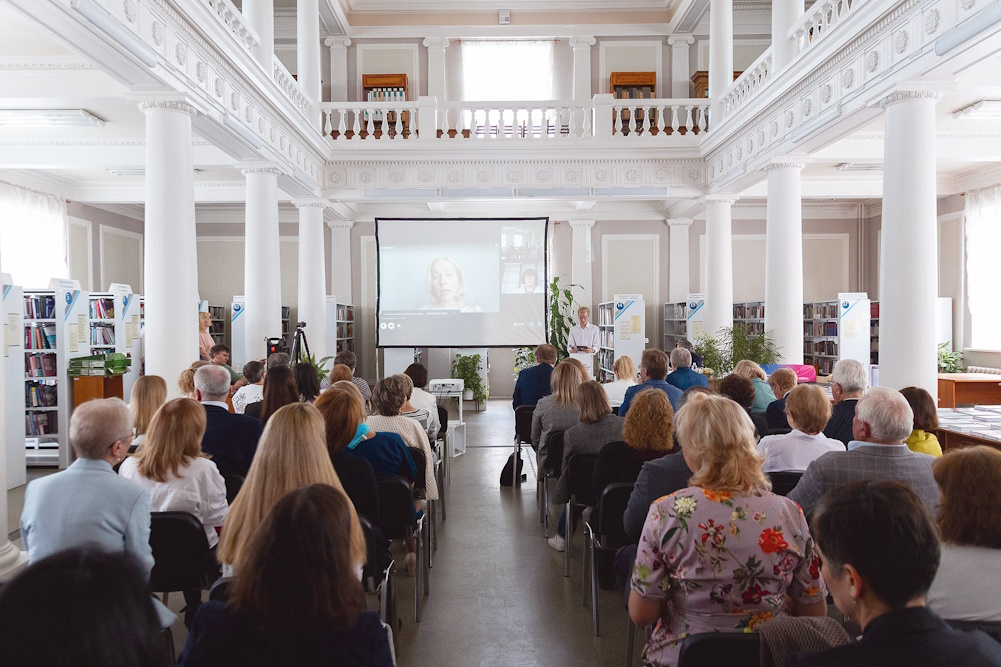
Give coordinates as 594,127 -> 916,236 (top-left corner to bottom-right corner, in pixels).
327,221 -> 355,230
137,99 -> 197,117
702,194 -> 739,206
241,165 -> 280,177
292,198 -> 328,210
568,219 -> 595,229
761,158 -> 806,173
666,218 -> 694,227
667,34 -> 695,46
569,36 -> 596,48
423,37 -> 450,50
879,90 -> 943,109
324,37 -> 352,48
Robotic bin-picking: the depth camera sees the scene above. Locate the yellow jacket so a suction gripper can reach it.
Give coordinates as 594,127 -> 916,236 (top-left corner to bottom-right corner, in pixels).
906,429 -> 943,457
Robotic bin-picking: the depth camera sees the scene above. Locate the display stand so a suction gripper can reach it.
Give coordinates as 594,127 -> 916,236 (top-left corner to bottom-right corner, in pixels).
664,301 -> 689,350
569,352 -> 595,380
109,284 -> 142,400
230,296 -> 246,372
597,295 -> 646,383
429,379 -> 465,458
3,277 -> 24,489
803,293 -> 870,376
326,297 -> 355,356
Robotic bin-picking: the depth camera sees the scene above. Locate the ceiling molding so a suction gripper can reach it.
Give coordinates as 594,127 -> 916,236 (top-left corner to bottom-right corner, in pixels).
0,56 -> 97,71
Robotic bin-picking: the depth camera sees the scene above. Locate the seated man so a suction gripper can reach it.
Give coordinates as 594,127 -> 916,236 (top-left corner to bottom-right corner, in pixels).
788,386 -> 939,517
209,343 -> 242,386
196,365 -> 262,479
512,343 -> 557,409
334,350 -> 371,412
619,349 -> 683,417
665,347 -> 709,392
765,367 -> 799,434
676,338 -> 703,370
824,358 -> 868,446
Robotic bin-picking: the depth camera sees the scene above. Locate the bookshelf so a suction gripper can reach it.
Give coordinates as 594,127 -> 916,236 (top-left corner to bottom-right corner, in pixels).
597,295 -> 646,384
88,293 -> 116,355
610,71 -> 656,135
802,293 -> 871,376
361,73 -> 409,139
663,294 -> 706,351
326,296 -> 355,356
733,301 -> 765,336
870,301 -> 879,365
690,71 -> 742,98
282,305 -> 292,350
208,304 -> 226,346
3,278 -> 25,489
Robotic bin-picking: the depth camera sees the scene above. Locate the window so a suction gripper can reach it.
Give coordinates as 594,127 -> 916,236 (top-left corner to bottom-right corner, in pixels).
461,40 -> 555,102
0,183 -> 68,288
965,185 -> 1001,350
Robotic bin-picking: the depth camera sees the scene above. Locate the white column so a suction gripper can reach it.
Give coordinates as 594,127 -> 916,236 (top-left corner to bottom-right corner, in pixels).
295,200 -> 327,360
763,160 -> 806,364
325,37 -> 351,103
242,166 -> 283,362
878,91 -> 941,396
668,35 -> 695,98
569,220 -> 595,306
423,37 -> 450,103
569,36 -> 596,102
328,221 -> 354,305
708,0 -> 733,120
772,0 -> 804,71
140,100 -> 200,397
703,195 -> 737,338
243,0 -> 274,68
297,0 -> 321,128
668,218 -> 693,302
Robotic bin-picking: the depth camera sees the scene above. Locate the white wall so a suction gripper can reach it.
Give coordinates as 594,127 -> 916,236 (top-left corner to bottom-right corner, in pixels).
66,203 -> 143,293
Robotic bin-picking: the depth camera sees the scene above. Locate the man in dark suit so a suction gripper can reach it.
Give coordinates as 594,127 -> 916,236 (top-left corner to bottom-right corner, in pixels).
619,349 -> 683,417
665,347 -> 709,392
512,343 -> 557,409
195,365 -> 262,479
823,358 -> 868,445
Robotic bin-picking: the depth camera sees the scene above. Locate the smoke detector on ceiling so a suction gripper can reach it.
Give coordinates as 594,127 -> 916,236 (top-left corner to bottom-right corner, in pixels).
499,9 -> 511,24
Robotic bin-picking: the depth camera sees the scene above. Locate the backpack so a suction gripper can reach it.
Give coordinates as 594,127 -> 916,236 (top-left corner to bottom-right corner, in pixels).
499,453 -> 525,486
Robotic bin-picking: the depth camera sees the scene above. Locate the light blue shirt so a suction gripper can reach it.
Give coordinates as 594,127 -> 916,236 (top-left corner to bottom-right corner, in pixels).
20,457 -> 155,578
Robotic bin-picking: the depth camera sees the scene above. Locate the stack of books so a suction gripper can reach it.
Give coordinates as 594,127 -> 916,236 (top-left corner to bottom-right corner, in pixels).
69,353 -> 132,377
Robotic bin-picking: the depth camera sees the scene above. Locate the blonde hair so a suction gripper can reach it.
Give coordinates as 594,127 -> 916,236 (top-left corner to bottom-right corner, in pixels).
577,381 -> 612,423
398,372 -> 415,398
577,306 -> 591,316
676,395 -> 770,493
133,398 -> 207,483
733,359 -> 767,382
217,403 -> 366,570
768,367 -> 798,394
198,311 -> 211,328
621,389 -> 675,453
333,379 -> 366,408
178,360 -> 210,397
130,375 -> 167,437
613,355 -> 636,381
785,384 -> 832,434
551,359 -> 585,407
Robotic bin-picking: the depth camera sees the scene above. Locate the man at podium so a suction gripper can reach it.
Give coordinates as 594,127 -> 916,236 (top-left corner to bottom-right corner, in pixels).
568,306 -> 600,354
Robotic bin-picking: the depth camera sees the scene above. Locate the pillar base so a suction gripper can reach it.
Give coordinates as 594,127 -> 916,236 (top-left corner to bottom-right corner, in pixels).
0,541 -> 28,582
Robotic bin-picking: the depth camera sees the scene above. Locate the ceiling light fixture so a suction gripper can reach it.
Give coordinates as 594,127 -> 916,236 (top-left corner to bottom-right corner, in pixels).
0,109 -> 106,127
952,100 -> 1001,119
835,162 -> 883,171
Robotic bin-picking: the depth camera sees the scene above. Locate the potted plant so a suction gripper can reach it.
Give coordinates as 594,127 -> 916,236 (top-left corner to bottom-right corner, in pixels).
548,275 -> 581,361
451,353 -> 488,403
295,353 -> 334,383
514,347 -> 536,376
695,324 -> 781,380
938,343 -> 965,373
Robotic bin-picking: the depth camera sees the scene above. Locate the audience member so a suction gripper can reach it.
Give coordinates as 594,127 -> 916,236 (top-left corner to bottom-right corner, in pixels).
334,350 -> 371,411
314,387 -> 381,523
926,447 -> 1001,622
266,352 -> 290,370
196,365 -> 262,479
20,398 -> 153,577
329,363 -> 354,384
405,362 -> 441,439
178,360 -> 210,398
245,365 -> 298,424
531,359 -> 586,470
618,349 -> 682,417
513,343 -> 557,409
602,355 -> 637,409
901,386 -> 943,457
217,403 -> 365,574
129,374 -> 167,449
329,380 -> 418,482
209,344 -> 242,386
231,360 -> 264,414
733,359 -> 776,413
199,311 -> 214,361
765,367 -> 799,434
665,347 -> 709,392
294,362 -> 321,403
757,385 -> 845,473
366,374 -> 438,501
0,550 -> 164,667
676,338 -> 703,370
788,481 -> 1001,667
399,372 -> 433,435
718,374 -> 769,440
630,395 -> 826,667
180,485 -> 394,667
788,387 -> 939,517
823,358 -> 868,446
547,381 -> 624,551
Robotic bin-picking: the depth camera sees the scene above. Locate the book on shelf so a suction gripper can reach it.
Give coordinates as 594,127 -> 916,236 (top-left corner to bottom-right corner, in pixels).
25,354 -> 57,377
26,412 -> 57,436
90,324 -> 115,345
25,382 -> 57,408
89,299 -> 114,319
24,295 -> 56,319
24,324 -> 56,350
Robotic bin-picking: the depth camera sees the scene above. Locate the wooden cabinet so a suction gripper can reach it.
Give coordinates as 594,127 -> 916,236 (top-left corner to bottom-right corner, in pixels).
690,71 -> 743,98
361,73 -> 408,102
72,375 -> 123,408
610,71 -> 657,135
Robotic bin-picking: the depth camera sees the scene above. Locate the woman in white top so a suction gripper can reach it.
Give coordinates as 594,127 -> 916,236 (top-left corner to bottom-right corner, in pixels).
756,384 -> 845,473
602,355 -> 638,409
403,363 -> 441,439
926,446 -> 1001,622
231,360 -> 265,415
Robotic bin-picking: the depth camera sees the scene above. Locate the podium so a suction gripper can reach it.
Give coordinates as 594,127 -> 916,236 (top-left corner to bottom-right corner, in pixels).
570,352 -> 596,380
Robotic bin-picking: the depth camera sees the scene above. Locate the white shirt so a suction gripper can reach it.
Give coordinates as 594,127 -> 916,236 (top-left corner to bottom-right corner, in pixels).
602,379 -> 637,408
927,543 -> 1001,622
568,322 -> 600,351
757,429 -> 846,473
119,456 -> 229,547
232,384 -> 263,414
410,386 -> 441,438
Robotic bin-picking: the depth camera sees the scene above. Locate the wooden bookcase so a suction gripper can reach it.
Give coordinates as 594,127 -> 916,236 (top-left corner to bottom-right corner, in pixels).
691,71 -> 743,98
610,71 -> 657,134
360,73 -> 409,139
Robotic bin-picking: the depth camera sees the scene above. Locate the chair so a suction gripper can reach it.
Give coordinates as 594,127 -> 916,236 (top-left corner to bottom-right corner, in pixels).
376,476 -> 428,622
222,473 -> 245,505
583,482 -> 634,635
407,446 -> 437,562
676,631 -> 761,667
563,453 -> 598,577
436,405 -> 450,485
359,514 -> 396,630
148,512 -> 220,605
947,619 -> 1001,644
513,405 -> 535,488
540,430 -> 565,535
208,576 -> 233,603
768,470 -> 804,496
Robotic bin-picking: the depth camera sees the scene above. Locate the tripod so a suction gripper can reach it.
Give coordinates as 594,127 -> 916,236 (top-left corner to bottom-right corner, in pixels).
290,321 -> 310,364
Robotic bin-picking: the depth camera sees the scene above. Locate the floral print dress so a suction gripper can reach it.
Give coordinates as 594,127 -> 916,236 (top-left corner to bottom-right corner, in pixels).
630,487 -> 826,667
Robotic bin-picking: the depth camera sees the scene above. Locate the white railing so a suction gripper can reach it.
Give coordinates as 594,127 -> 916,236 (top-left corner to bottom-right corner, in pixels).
437,101 -> 592,139
607,98 -> 710,137
721,49 -> 774,120
200,0 -> 259,51
272,56 -> 311,119
323,101 -> 421,140
790,0 -> 868,57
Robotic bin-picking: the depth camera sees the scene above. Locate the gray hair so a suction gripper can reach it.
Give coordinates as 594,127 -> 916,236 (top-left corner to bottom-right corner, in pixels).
670,347 -> 693,370
267,352 -> 290,370
195,365 -> 231,401
856,387 -> 914,443
69,398 -> 132,460
831,359 -> 868,395
677,338 -> 695,352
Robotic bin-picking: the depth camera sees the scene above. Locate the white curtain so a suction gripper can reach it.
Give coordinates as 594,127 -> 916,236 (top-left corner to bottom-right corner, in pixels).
965,185 -> 1001,350
0,182 -> 68,288
461,40 -> 555,101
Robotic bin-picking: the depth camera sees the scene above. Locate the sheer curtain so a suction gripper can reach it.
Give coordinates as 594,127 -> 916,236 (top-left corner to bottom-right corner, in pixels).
964,185 -> 1001,350
461,40 -> 556,136
0,182 -> 68,288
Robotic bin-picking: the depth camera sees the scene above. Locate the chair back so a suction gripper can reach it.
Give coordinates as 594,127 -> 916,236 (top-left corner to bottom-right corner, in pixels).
358,513 -> 381,584
376,476 -> 417,540
768,471 -> 803,497
596,482 -> 635,548
437,405 -> 448,440
677,631 -> 760,667
566,454 -> 599,507
544,430 -> 566,476
407,447 -> 427,492
222,473 -> 245,505
149,511 -> 216,593
947,619 -> 1001,644
208,576 -> 234,603
514,405 -> 535,444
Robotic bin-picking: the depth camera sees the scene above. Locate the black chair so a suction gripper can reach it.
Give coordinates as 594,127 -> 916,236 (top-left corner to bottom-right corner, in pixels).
408,446 -> 438,562
584,482 -> 635,635
376,476 -> 427,622
540,430 -> 566,535
611,406 -> 620,416
222,473 -> 245,505
359,514 -> 395,631
563,453 -> 598,577
149,512 -> 220,605
436,404 -> 450,485
208,576 -> 233,603
768,470 -> 804,496
513,405 -> 535,488
677,631 -> 760,667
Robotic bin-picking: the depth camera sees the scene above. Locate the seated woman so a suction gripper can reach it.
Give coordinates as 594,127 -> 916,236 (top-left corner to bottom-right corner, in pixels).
129,374 -> 167,449
404,363 -> 441,439
602,355 -> 638,409
787,481 -> 1001,667
245,365 -> 298,424
329,363 -> 354,385
217,403 -> 365,577
232,361 -> 265,415
398,372 -> 432,435
733,359 -> 777,414
294,362 -> 320,403
757,385 -> 845,472
901,386 -> 943,457
531,360 -> 587,470
630,395 -> 827,667
179,485 -> 394,667
548,381 -> 625,551
926,446 -> 1001,622
178,360 -> 210,399
718,374 -> 769,440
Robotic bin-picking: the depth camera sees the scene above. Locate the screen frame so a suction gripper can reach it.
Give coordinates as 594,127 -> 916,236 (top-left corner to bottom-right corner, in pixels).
374,216 -> 550,348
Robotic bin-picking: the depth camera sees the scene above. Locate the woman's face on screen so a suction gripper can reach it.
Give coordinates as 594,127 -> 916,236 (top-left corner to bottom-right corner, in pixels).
430,260 -> 460,304
523,273 -> 537,291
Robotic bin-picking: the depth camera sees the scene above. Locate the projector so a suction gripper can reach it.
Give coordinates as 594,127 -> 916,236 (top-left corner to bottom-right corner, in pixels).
429,379 -> 464,394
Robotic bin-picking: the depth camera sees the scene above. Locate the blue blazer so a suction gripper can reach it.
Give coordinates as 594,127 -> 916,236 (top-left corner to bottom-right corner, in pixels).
201,404 -> 263,479
765,396 -> 791,434
665,367 -> 710,392
513,363 -> 554,409
618,379 -> 683,417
